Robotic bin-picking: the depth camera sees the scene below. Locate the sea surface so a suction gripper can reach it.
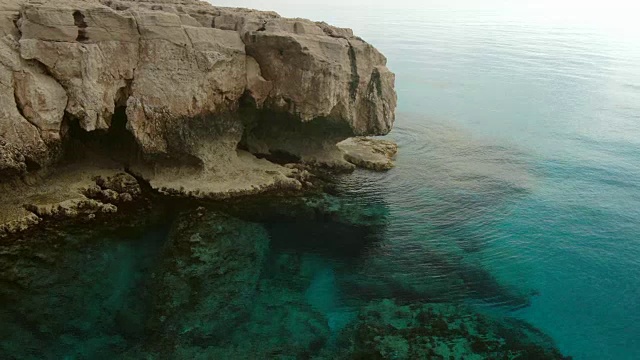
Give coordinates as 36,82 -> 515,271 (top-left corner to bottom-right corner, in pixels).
2,1 -> 640,359
220,1 -> 640,358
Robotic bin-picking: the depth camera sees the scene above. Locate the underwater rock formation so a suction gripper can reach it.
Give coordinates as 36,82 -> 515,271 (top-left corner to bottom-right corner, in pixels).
145,209 -> 270,351
0,207 -> 170,359
0,0 -> 396,227
338,246 -> 534,310
0,195 -> 571,359
219,192 -> 390,228
178,278 -> 333,359
341,299 -> 569,359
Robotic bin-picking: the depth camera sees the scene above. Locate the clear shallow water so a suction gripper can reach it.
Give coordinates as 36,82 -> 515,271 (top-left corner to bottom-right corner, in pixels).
220,1 -> 640,358
1,1 -> 640,359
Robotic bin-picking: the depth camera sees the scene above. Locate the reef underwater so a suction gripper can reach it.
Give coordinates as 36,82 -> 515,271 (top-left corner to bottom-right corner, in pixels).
0,185 -> 571,359
0,0 -> 571,359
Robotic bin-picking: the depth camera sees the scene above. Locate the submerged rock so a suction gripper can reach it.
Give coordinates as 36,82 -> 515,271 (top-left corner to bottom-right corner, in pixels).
0,198 -> 569,359
0,208 -> 171,359
220,192 -> 391,229
338,137 -> 398,171
340,299 -> 570,360
146,209 -> 270,350
338,245 -> 533,311
186,279 -> 332,359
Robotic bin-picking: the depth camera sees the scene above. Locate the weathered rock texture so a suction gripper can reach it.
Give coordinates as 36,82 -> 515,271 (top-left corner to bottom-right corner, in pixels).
148,209 -> 270,350
342,299 -> 569,359
1,0 -> 395,176
0,158 -> 144,236
0,0 -> 396,230
337,136 -> 398,171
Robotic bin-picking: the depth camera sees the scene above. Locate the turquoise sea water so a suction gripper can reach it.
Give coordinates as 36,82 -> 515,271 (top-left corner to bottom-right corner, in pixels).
2,1 -> 640,359
219,2 -> 640,358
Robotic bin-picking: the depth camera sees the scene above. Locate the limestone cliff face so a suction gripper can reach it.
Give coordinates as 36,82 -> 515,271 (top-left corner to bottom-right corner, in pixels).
0,0 -> 396,180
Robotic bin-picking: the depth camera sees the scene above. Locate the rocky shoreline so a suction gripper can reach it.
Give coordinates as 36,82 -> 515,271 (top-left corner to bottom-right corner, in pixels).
0,136 -> 397,238
0,0 -> 398,236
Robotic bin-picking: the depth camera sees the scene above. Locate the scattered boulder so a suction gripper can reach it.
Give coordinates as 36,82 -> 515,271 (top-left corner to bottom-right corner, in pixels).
338,137 -> 398,171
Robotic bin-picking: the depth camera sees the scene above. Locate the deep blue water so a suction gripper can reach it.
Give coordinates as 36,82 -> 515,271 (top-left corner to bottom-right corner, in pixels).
1,1 -> 639,359
219,2 -> 640,358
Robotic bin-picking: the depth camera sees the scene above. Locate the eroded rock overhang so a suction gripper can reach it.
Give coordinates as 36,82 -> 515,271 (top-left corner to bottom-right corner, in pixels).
0,0 -> 397,233
1,0 -> 396,177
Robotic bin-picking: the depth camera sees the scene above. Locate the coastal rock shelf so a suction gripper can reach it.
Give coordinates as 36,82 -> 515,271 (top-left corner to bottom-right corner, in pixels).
0,0 -> 397,233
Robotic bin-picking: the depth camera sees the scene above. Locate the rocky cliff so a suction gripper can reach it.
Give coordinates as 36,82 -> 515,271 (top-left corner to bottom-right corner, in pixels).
0,0 -> 396,233
0,0 -> 396,173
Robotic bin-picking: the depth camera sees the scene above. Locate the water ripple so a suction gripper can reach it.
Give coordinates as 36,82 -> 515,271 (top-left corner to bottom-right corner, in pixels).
334,114 -> 540,309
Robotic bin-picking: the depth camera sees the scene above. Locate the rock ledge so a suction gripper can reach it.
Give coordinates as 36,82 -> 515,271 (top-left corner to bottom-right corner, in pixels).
338,137 -> 398,171
0,0 -> 397,235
